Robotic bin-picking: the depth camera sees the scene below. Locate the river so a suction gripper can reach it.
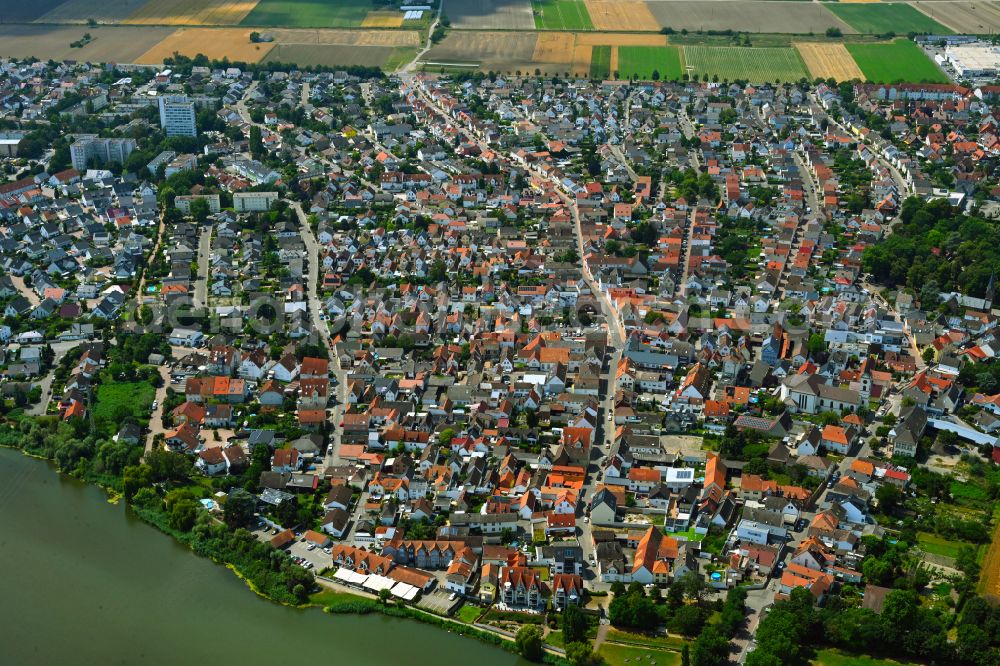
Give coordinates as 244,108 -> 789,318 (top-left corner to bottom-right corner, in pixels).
0,448 -> 523,665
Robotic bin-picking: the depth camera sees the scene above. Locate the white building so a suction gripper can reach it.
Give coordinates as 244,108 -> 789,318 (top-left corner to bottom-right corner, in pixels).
70,137 -> 137,171
947,45 -> 1000,78
159,95 -> 197,137
233,191 -> 279,213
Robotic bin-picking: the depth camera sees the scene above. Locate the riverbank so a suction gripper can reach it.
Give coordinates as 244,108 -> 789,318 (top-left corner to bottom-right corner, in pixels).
0,426 -> 558,663
0,446 -> 524,665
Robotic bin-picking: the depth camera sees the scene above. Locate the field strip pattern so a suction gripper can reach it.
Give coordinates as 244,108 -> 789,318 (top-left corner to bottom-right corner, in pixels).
684,45 -> 809,82
37,0 -> 152,24
910,1 -> 1000,34
584,0 -> 660,31
795,42 -> 864,81
264,28 -> 421,46
125,0 -> 261,25
136,27 -> 273,63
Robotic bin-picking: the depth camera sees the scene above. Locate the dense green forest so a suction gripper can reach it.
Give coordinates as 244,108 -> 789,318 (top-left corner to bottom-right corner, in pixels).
862,198 -> 999,300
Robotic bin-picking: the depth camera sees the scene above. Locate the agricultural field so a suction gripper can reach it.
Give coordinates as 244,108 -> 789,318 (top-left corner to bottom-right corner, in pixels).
421,31 -> 539,72
0,0 -> 73,22
584,0 -> 659,31
532,32 -> 592,76
795,42 -> 864,81
0,24 -> 172,62
617,45 -> 684,80
980,517 -> 1000,599
444,0 -> 535,30
37,0 -> 153,24
825,2 -> 953,34
264,43 -> 406,68
136,27 -> 273,64
360,11 -> 403,28
265,28 -> 420,47
590,44 -> 611,78
646,1 -> 856,34
240,0 -> 370,28
846,39 -> 949,82
910,1 -> 1000,35
125,0 -> 261,25
684,45 -> 809,82
532,0 -> 594,30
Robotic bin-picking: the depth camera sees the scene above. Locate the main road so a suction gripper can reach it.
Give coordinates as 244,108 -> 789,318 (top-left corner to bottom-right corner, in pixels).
290,200 -> 350,469
402,73 -> 625,449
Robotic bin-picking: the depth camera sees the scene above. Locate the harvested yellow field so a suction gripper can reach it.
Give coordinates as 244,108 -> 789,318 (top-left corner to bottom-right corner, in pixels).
795,42 -> 864,81
265,28 -> 420,46
575,32 -> 667,47
610,46 -> 620,73
126,0 -> 260,25
533,32 -> 578,64
136,28 -> 273,63
361,11 -> 404,28
584,1 -> 660,31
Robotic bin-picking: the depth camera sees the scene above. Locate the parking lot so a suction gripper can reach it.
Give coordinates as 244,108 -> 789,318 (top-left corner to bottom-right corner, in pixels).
416,588 -> 461,615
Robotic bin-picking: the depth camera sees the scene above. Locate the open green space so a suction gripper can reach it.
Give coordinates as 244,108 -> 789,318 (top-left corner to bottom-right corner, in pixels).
618,45 -> 683,80
917,531 -> 975,559
455,604 -> 483,623
846,39 -> 948,83
241,0 -> 370,28
683,45 -> 808,83
599,643 -> 681,666
590,45 -> 611,79
532,0 -> 593,30
93,376 -> 155,435
812,648 -> 925,666
825,3 -> 952,35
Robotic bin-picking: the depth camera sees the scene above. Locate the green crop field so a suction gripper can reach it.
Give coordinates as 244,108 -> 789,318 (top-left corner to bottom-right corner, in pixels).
241,0 -> 370,27
590,45 -> 611,79
824,3 -> 952,35
532,0 -> 593,30
618,45 -> 683,80
846,39 -> 949,83
683,46 -> 808,83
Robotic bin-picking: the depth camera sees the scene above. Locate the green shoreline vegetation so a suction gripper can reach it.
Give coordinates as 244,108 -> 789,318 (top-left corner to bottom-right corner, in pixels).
0,419 -> 570,663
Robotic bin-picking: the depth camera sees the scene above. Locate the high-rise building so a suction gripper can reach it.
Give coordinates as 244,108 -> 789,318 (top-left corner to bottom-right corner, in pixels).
70,137 -> 137,171
158,95 -> 197,137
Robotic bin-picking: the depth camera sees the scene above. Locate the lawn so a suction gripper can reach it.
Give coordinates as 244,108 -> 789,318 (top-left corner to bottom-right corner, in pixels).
532,0 -> 593,30
241,0 -> 370,27
308,589 -> 365,607
617,45 -> 683,80
824,3 -> 952,35
455,604 -> 483,623
606,629 -> 689,650
93,377 -> 155,435
599,643 -> 681,666
590,44 -> 611,79
813,648 -> 924,666
683,45 -> 809,83
846,39 -> 948,83
916,531 -> 973,559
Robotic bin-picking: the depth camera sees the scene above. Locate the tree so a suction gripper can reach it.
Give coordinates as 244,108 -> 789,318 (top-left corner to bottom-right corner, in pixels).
691,626 -> 729,666
378,587 -> 391,604
681,644 -> 690,666
168,498 -> 199,531
680,571 -> 705,602
565,642 -> 603,666
123,463 -> 153,501
669,603 -> 707,636
515,625 -> 544,662
875,484 -> 902,515
224,488 -> 256,528
562,604 -> 588,644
